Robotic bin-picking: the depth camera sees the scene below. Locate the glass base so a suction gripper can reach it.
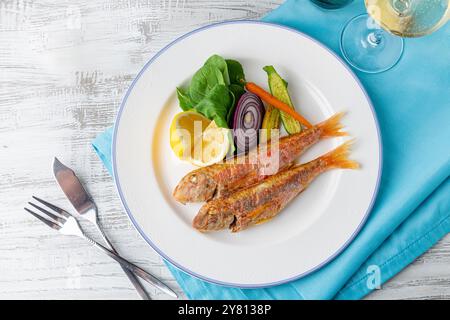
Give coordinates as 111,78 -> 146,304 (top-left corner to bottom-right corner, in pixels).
340,14 -> 404,74
310,0 -> 354,9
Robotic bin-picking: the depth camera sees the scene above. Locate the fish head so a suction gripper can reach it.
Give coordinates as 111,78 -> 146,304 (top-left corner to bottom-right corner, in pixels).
192,203 -> 234,232
173,171 -> 217,204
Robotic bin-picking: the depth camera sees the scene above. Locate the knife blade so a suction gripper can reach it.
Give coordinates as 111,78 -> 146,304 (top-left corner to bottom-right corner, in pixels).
53,157 -> 95,217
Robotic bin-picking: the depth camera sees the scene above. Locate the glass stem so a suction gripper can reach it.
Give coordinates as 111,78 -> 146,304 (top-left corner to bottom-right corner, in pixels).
367,30 -> 383,47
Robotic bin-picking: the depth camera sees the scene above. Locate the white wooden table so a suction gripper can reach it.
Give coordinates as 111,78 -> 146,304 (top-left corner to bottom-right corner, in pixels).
1,0 -> 448,300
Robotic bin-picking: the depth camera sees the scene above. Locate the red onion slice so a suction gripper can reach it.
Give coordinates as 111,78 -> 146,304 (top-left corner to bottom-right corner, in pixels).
232,92 -> 265,154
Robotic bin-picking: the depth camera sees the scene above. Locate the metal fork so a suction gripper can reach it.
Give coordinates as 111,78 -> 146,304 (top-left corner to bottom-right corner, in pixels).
24,196 -> 177,298
52,157 -> 150,299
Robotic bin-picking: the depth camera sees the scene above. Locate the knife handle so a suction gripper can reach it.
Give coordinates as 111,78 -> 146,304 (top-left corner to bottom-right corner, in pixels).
93,223 -> 151,300
83,235 -> 178,298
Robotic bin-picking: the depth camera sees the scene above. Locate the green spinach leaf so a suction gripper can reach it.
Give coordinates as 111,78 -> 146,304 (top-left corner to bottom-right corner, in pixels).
226,59 -> 246,85
194,84 -> 231,128
175,55 -> 246,131
189,64 -> 225,104
205,55 -> 230,86
176,87 -> 194,111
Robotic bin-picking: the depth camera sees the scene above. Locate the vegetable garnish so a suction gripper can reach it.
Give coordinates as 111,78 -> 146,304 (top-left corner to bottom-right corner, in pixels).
244,82 -> 313,129
232,92 -> 265,153
264,66 -> 301,134
169,111 -> 231,166
174,56 -> 313,166
176,55 -> 246,129
170,111 -> 211,160
190,120 -> 231,167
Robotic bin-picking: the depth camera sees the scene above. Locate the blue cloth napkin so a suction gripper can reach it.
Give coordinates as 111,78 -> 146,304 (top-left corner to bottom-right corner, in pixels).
93,0 -> 450,299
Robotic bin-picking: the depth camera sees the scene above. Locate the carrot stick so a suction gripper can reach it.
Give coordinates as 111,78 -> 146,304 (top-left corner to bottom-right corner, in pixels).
245,82 -> 313,129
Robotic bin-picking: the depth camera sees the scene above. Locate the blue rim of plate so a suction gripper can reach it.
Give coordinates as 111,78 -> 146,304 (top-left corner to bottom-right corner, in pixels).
112,20 -> 383,289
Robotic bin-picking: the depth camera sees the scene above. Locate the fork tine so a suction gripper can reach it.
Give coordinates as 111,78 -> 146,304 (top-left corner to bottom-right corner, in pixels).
32,196 -> 71,218
28,202 -> 66,224
24,208 -> 62,230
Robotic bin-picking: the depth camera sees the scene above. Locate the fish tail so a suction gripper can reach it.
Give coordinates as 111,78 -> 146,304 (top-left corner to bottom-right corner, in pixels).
320,140 -> 360,170
317,112 -> 347,138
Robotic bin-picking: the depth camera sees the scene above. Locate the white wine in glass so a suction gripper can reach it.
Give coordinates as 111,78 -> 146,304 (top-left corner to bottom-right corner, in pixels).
367,0 -> 449,37
340,0 -> 449,73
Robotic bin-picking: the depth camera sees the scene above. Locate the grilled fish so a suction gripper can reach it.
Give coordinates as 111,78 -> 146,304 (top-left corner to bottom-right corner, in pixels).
193,141 -> 359,232
173,113 -> 347,204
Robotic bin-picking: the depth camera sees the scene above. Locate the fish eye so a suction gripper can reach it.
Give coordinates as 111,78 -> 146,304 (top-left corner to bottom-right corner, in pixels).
190,174 -> 197,184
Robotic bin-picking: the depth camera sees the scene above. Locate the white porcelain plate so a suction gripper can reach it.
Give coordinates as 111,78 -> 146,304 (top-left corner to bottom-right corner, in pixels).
113,21 -> 381,287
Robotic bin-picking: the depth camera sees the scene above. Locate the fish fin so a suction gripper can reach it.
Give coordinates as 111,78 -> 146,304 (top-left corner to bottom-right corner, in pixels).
321,140 -> 360,169
317,112 -> 347,138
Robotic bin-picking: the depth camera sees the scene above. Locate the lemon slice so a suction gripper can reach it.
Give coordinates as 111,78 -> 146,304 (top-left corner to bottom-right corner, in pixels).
170,111 -> 211,160
189,121 -> 231,167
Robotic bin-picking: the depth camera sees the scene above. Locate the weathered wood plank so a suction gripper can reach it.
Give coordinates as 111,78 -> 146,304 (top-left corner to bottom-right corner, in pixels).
0,0 -> 448,300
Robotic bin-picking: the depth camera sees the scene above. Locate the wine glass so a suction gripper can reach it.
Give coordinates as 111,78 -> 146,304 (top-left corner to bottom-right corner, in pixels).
340,0 -> 449,73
